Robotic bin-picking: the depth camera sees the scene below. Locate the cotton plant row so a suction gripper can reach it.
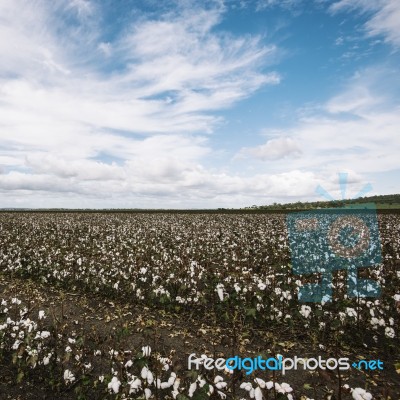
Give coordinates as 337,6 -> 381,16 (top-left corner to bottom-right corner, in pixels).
0,296 -> 304,399
0,213 -> 399,346
0,297 -> 375,399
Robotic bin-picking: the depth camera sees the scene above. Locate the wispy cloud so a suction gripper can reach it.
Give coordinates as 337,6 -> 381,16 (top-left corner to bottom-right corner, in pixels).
329,0 -> 400,47
239,66 -> 400,183
0,0 -> 282,207
256,0 -> 303,12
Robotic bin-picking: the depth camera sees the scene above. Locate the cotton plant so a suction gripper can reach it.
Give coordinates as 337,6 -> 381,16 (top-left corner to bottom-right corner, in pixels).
351,387 -> 373,400
343,385 -> 373,400
240,378 -> 294,400
0,298 -> 54,370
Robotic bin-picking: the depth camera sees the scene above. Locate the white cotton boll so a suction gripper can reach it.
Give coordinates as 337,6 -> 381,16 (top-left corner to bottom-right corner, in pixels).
40,331 -> 50,339
12,340 -> 21,350
144,388 -> 152,399
109,349 -> 118,357
385,327 -> 395,338
63,369 -> 75,384
161,381 -> 171,389
249,388 -> 255,398
147,370 -> 154,385
38,310 -> 46,320
266,381 -> 273,390
125,360 -> 133,368
370,317 -> 379,326
28,321 -> 36,333
275,383 -> 283,393
141,366 -> 149,380
346,308 -> 357,318
217,390 -> 227,399
258,282 -> 266,290
142,345 -> 151,357
216,284 -> 224,301
300,305 -> 311,318
167,373 -> 176,386
173,378 -> 180,390
352,387 -> 372,400
198,377 -> 206,388
240,382 -> 253,391
189,382 -> 197,397
108,376 -> 121,394
216,382 -> 227,389
281,382 -> 293,393
43,354 -> 51,365
254,378 -> 266,388
254,387 -> 263,400
129,377 -> 142,393
214,376 -> 224,384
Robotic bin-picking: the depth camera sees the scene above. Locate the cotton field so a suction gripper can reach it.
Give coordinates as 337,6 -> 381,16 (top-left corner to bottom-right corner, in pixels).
0,212 -> 399,399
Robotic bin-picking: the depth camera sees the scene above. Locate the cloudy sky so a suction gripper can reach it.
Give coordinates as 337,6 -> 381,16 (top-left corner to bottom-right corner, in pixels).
0,0 -> 399,208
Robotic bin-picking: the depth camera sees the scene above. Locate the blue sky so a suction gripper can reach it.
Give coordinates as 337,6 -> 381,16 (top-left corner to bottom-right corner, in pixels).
0,0 -> 399,208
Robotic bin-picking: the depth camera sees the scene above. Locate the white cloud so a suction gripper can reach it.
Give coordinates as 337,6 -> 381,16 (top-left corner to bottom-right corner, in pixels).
25,155 -> 126,181
325,86 -> 382,114
0,168 -> 320,208
0,0 -> 285,207
329,0 -> 400,47
240,137 -> 302,161
68,0 -> 94,18
256,0 -> 303,11
235,66 -> 400,202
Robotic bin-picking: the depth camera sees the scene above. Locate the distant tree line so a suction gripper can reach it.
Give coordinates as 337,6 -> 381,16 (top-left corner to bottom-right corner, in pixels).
246,193 -> 400,210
